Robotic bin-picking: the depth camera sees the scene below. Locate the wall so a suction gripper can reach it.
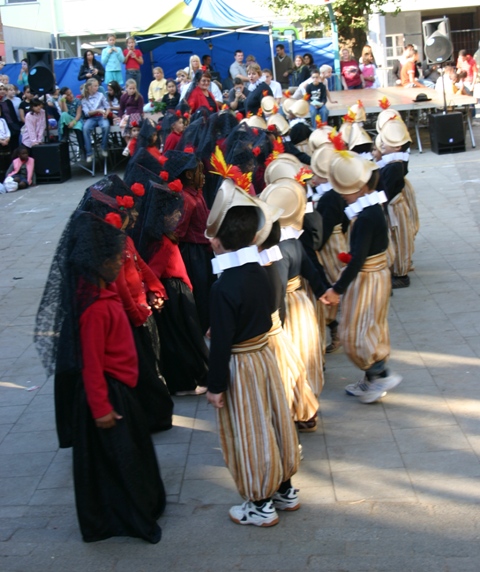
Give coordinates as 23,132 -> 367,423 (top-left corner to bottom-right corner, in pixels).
2,26 -> 51,62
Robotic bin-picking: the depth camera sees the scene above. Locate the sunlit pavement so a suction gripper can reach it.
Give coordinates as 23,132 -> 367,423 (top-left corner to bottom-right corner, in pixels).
1,138 -> 480,571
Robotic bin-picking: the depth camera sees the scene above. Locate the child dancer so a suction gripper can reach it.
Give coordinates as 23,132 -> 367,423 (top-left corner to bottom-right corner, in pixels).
35,211 -> 165,543
321,151 -> 402,403
206,178 -> 299,526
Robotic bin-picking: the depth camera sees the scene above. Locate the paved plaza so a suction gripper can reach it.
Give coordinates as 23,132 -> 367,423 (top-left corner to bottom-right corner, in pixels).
1,139 -> 480,571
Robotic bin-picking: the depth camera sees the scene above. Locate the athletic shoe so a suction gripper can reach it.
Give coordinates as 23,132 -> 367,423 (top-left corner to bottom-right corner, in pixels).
86,155 -> 92,163
272,487 -> 300,511
102,150 -> 109,158
357,373 -> 402,404
392,275 -> 410,289
175,386 -> 207,396
229,500 -> 279,527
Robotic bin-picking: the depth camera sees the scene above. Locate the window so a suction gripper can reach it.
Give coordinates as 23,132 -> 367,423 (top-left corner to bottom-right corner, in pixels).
6,0 -> 37,4
385,34 -> 404,63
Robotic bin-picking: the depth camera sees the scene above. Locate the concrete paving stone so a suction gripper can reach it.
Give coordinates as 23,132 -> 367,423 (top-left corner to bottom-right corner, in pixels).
28,487 -> 75,507
0,541 -> 38,557
10,525 -> 73,544
384,400 -> 459,430
0,507 -> 28,519
318,397 -> 389,423
292,485 -> 336,504
413,476 -> 480,505
331,468 -> 416,502
322,419 -> 395,447
306,555 -> 378,571
114,557 -> 179,572
166,494 -> 179,504
184,452 -> 230,480
0,430 -> 58,454
0,476 -> 42,506
153,443 -> 189,469
188,428 -> 223,455
160,467 -> 185,496
0,406 -> 26,426
402,446 -> 480,477
327,441 -> 405,473
174,553 -> 244,571
151,425 -> 192,446
291,460 -> 332,488
0,451 -> 55,479
239,552 -> 310,571
179,477 -> 238,505
11,407 -> 55,433
37,459 -> 71,490
393,425 -> 472,455
0,425 -> 12,445
445,558 -> 480,572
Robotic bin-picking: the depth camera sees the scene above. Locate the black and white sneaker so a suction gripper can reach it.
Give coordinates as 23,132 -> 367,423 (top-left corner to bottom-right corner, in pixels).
229,500 -> 279,527
272,487 -> 300,511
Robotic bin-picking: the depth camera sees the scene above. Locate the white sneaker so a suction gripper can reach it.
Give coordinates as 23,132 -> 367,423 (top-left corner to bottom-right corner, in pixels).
85,155 -> 92,163
102,150 -> 109,158
229,500 -> 279,527
345,377 -> 388,399
272,487 -> 300,511
357,373 -> 402,404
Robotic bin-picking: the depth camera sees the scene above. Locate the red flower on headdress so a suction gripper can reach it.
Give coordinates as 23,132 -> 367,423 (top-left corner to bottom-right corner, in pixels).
131,120 -> 138,127
272,104 -> 279,114
105,212 -> 122,229
343,109 -> 356,123
156,124 -> 161,131
267,124 -> 276,132
262,90 -> 269,96
338,252 -> 352,264
252,146 -> 261,156
246,111 -> 253,118
130,183 -> 145,197
316,118 -> 328,129
184,146 -> 195,153
328,128 -> 346,151
256,107 -> 263,116
116,195 -> 134,209
168,179 -> 183,192
158,155 -> 168,165
235,112 -> 243,121
379,96 -> 390,110
252,128 -> 259,136
175,110 -> 181,117
295,167 -> 313,184
183,112 -> 190,119
283,91 -> 290,98
222,104 -> 229,110
357,99 -> 364,108
303,94 -> 311,101
160,171 -> 169,181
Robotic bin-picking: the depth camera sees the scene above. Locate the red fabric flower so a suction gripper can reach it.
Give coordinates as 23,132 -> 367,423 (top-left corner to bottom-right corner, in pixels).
158,155 -> 168,165
252,146 -> 261,156
235,112 -> 243,121
116,195 -> 134,209
221,104 -> 229,110
130,183 -> 145,197
160,171 -> 169,181
184,146 -> 195,153
156,124 -> 162,131
183,112 -> 190,119
175,110 -> 181,117
338,252 -> 352,264
131,121 -> 138,127
252,128 -> 259,136
267,124 -> 276,132
168,179 -> 183,192
105,213 -> 122,229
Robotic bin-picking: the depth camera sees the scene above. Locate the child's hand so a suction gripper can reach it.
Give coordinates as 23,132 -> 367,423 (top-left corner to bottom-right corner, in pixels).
207,391 -> 225,408
95,410 -> 123,429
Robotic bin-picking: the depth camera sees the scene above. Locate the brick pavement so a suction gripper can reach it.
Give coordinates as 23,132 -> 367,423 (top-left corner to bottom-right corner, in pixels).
1,143 -> 480,571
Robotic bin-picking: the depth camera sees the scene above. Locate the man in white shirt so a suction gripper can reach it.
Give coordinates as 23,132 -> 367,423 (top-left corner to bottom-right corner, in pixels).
262,69 -> 282,103
229,51 -> 248,82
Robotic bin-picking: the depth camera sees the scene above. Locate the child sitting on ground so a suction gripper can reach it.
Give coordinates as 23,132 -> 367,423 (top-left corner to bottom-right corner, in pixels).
5,145 -> 35,190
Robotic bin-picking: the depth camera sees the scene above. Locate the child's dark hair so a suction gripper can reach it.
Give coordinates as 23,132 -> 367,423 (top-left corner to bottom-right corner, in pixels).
59,86 -> 70,96
166,79 -> 176,88
30,98 -> 43,108
216,206 -> 258,250
366,169 -> 380,191
12,145 -> 30,159
261,220 -> 280,250
107,80 -> 122,101
400,141 -> 411,152
351,143 -> 373,155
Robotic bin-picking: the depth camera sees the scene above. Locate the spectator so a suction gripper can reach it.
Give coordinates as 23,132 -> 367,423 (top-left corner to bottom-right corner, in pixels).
400,52 -> 422,88
119,79 -> 144,118
6,84 -> 22,121
184,55 -> 202,80
106,80 -> 122,117
5,146 -> 34,190
340,48 -> 363,90
78,50 -> 105,84
0,104 -> 10,149
17,59 -> 29,90
161,80 -> 180,110
147,67 -> 167,105
19,86 -> 34,124
101,34 -> 125,85
274,44 -> 293,89
163,113 -> 185,151
21,98 -> 46,149
306,67 -> 328,125
320,64 -> 338,101
202,55 -> 213,72
392,44 -> 414,86
262,69 -> 282,103
80,78 -> 110,163
186,71 -> 218,115
474,41 -> 480,70
0,83 -> 22,149
456,49 -> 478,91
244,63 -> 273,115
46,86 -> 61,121
291,55 -> 307,87
123,36 -> 144,86
229,50 -> 248,82
176,69 -> 189,89
359,46 -> 380,88
58,87 -> 84,154
421,60 -> 441,86
228,78 -> 247,114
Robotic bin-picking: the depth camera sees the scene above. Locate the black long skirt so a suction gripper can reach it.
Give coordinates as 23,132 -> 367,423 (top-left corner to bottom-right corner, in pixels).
179,242 -> 215,334
132,315 -> 174,433
73,377 -> 166,544
154,278 -> 209,394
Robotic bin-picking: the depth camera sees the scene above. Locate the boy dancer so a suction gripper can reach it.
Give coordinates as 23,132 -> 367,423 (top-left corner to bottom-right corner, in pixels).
206,179 -> 299,527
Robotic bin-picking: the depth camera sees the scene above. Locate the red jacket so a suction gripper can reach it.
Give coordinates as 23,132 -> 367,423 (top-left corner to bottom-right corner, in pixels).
175,186 -> 210,244
163,130 -> 182,152
186,86 -> 218,114
80,283 -> 138,419
115,236 -> 167,327
148,236 -> 193,291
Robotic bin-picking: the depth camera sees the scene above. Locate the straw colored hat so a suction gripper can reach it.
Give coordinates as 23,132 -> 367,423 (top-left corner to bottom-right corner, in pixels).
375,134 -> 382,152
281,97 -> 296,116
275,153 -> 302,167
253,199 -> 284,246
311,144 -> 335,179
261,95 -> 276,114
376,108 -> 402,132
290,99 -> 310,118
264,159 -> 300,185
349,102 -> 367,123
244,115 -> 267,130
348,122 -> 372,150
328,151 -> 379,195
378,118 -> 412,147
267,113 -> 290,136
259,178 -> 306,230
309,126 -> 334,151
205,178 -> 265,239
339,121 -> 353,148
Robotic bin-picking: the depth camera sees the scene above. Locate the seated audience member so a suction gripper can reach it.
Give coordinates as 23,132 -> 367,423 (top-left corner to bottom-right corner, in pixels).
81,78 -> 110,163
359,46 -> 380,88
106,81 -> 122,118
228,78 -> 247,114
340,48 -> 363,90
78,50 -> 105,84
186,71 -> 218,115
400,52 -> 422,88
306,67 -> 329,124
230,50 -> 248,82
6,84 -> 22,121
5,145 -> 35,190
145,67 -> 167,110
0,83 -> 22,149
262,69 -> 282,102
21,98 -> 45,149
58,87 -> 85,154
161,80 -> 180,110
185,55 -> 202,80
202,55 -> 214,72
19,86 -> 34,124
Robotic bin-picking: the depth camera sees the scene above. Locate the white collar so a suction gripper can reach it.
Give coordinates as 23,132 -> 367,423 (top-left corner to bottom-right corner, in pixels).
344,190 -> 387,221
259,245 -> 283,265
211,245 -> 261,275
359,151 -> 374,161
289,117 -> 308,128
376,152 -> 409,168
247,81 -> 260,92
314,182 -> 332,199
280,226 -> 304,241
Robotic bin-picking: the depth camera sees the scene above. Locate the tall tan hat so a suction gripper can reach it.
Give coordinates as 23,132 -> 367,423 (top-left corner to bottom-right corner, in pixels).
339,121 -> 353,148
290,99 -> 310,118
376,108 -> 402,132
275,153 -> 302,167
378,118 -> 412,147
260,178 -> 306,230
261,95 -> 276,115
311,144 -> 335,179
281,97 -> 296,116
205,178 -> 265,239
348,122 -> 372,150
329,151 -> 379,195
253,198 -> 284,246
245,115 -> 268,130
309,126 -> 334,151
264,159 -> 299,185
349,102 -> 367,123
267,113 -> 290,135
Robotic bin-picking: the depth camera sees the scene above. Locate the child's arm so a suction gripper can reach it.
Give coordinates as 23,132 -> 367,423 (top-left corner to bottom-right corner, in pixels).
116,48 -> 125,65
101,48 -> 109,66
148,81 -> 155,102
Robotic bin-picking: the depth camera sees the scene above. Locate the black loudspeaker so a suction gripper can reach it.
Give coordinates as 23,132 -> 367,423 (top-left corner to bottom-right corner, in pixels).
429,113 -> 465,155
27,50 -> 55,95
31,142 -> 71,183
423,18 -> 453,64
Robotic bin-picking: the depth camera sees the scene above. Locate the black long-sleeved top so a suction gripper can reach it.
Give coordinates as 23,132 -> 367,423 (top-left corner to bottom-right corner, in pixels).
378,161 -> 405,203
245,82 -> 273,115
333,203 -> 388,294
77,61 -> 105,83
207,263 -> 273,394
264,262 -> 284,318
283,140 -> 311,165
300,211 -> 330,288
316,189 -> 349,249
276,238 -> 328,322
